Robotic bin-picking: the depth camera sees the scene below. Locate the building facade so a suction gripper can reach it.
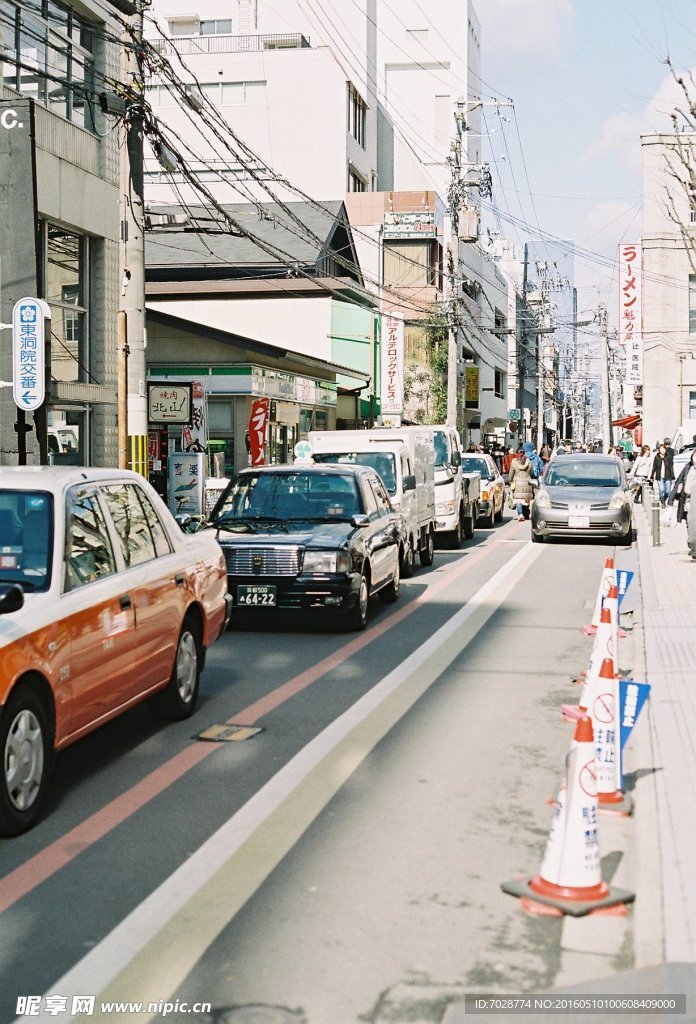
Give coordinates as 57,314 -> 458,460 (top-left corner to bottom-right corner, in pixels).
0,0 -> 123,467
640,132 -> 696,445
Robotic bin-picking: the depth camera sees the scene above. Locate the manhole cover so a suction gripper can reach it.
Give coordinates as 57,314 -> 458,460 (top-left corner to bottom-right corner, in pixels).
217,1008 -> 305,1024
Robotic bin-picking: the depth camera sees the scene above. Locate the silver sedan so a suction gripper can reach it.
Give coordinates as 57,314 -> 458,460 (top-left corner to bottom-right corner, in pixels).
531,455 -> 633,544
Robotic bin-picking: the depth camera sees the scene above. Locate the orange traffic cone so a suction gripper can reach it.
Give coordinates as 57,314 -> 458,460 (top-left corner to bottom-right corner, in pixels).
581,557 -> 615,635
590,662 -> 633,816
502,716 -> 634,916
603,582 -> 628,639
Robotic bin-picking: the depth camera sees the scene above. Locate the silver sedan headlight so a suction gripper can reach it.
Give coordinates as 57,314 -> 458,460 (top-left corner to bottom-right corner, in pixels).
534,489 -> 551,509
608,491 -> 627,510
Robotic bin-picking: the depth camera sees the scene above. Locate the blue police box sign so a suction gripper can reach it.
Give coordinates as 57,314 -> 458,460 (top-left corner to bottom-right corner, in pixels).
12,296 -> 50,412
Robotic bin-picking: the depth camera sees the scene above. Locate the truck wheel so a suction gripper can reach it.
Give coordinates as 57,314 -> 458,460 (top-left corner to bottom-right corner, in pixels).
447,514 -> 462,550
400,541 -> 414,578
419,527 -> 435,566
463,506 -> 475,540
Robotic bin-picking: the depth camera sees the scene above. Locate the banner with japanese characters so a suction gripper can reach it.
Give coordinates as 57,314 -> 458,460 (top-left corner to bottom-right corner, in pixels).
618,243 -> 642,385
381,312 -> 404,416
248,397 -> 269,466
182,379 -> 208,454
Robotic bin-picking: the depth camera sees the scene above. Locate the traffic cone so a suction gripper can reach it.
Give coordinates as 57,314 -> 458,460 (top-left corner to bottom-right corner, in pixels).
603,582 -> 628,640
567,606 -> 615,703
590,662 -> 633,816
502,716 -> 634,916
581,557 -> 615,635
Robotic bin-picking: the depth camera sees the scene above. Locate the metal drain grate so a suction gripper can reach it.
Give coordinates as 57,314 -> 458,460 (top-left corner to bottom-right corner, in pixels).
195,724 -> 264,742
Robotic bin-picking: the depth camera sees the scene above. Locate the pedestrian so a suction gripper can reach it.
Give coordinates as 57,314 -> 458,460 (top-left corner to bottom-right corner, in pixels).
502,445 -> 515,476
629,444 -> 652,502
650,442 -> 675,507
539,442 -> 551,466
667,449 -> 696,560
663,436 -> 675,459
523,441 -> 543,478
509,447 -> 534,521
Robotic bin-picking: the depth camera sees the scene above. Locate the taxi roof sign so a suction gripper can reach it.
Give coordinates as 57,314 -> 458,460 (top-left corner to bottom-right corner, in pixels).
12,297 -> 50,412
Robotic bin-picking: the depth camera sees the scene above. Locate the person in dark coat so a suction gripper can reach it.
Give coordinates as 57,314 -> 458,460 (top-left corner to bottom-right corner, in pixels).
650,443 -> 674,507
667,449 -> 696,559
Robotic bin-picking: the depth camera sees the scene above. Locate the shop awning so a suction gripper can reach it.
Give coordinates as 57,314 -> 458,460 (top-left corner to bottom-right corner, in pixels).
612,414 -> 642,430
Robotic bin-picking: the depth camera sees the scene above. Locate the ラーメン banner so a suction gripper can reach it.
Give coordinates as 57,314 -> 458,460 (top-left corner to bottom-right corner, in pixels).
381,312 -> 404,416
618,243 -> 642,385
248,397 -> 269,466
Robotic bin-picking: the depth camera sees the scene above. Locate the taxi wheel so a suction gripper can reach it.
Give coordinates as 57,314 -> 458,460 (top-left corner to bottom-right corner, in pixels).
348,569 -> 370,630
150,615 -> 202,721
0,686 -> 53,837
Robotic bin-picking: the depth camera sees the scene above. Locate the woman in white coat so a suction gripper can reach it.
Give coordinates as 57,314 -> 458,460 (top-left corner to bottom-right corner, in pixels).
629,444 -> 652,503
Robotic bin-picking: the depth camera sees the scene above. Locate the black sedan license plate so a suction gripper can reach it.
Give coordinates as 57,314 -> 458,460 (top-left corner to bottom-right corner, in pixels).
237,585 -> 277,607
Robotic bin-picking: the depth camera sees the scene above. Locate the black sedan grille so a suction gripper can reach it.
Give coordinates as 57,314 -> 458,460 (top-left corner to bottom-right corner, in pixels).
223,546 -> 301,577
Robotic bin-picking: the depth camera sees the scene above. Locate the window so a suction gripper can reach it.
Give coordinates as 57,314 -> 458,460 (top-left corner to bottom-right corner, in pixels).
64,491 -> 116,589
494,368 -> 505,398
2,1 -> 94,129
368,475 -> 392,515
689,391 -> 696,418
383,242 -> 440,288
200,19 -> 232,35
347,83 -> 367,147
45,225 -> 89,384
690,275 -> 696,334
101,484 -> 169,566
147,81 -> 266,106
348,167 -> 367,193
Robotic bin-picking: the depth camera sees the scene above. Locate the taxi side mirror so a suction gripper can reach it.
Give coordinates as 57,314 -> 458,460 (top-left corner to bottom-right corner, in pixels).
0,584 -> 24,614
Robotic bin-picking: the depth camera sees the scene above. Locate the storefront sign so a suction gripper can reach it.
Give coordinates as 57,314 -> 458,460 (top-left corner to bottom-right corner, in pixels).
182,379 -> 207,453
381,313 -> 404,416
168,451 -> 205,516
248,397 -> 269,466
383,211 -> 436,240
464,365 -> 480,409
12,297 -> 48,412
147,382 -> 193,425
618,243 -> 642,385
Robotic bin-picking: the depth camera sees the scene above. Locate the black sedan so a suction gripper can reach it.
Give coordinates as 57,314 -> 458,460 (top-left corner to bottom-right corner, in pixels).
207,464 -> 402,630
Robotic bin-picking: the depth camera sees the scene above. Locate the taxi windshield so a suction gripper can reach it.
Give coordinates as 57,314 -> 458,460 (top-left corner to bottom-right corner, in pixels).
213,472 -> 362,523
0,491 -> 53,592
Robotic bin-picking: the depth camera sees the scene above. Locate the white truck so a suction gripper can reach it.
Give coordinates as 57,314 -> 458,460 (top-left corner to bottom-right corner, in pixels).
370,425 -> 479,549
306,429 -> 436,575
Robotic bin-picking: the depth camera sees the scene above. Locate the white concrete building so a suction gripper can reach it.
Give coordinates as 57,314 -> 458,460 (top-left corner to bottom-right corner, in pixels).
641,132 -> 696,446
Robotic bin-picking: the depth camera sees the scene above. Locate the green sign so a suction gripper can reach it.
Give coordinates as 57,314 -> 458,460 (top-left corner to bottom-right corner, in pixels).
508,408 -> 521,421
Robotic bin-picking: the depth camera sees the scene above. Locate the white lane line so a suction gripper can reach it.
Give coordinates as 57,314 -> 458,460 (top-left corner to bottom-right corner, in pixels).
24,540 -> 543,1024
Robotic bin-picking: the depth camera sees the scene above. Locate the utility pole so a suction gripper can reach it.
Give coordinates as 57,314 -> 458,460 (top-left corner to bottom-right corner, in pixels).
120,2 -> 148,476
599,301 -> 612,451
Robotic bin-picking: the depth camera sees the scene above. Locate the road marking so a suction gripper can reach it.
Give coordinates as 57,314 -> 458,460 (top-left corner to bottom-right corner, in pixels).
0,524 -> 523,921
26,540 -> 543,1024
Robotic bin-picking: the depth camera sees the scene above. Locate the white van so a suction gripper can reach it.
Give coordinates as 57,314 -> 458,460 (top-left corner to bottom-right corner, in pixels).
370,425 -> 479,549
306,430 -> 436,575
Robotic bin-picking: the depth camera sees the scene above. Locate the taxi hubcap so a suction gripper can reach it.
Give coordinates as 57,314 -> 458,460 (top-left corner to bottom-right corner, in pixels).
359,577 -> 368,618
5,709 -> 44,811
176,632 -> 198,704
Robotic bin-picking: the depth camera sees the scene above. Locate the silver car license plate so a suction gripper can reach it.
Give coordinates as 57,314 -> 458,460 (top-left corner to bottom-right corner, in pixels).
237,585 -> 277,606
568,515 -> 590,529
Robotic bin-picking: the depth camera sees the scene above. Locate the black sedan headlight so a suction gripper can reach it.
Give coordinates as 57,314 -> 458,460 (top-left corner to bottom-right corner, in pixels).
302,550 -> 351,574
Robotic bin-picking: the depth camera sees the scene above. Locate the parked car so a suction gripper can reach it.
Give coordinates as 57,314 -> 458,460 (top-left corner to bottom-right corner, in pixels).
460,454 -> 505,527
0,467 -> 232,836
207,464 -> 401,630
530,454 -> 633,544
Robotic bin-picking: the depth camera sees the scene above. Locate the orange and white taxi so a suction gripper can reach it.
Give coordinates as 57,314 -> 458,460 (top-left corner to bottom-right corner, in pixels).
0,467 -> 232,836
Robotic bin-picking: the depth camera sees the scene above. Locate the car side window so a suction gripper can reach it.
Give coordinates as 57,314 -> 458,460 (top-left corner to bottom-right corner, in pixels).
64,491 -> 117,590
134,487 -> 172,557
361,479 -> 379,518
369,475 -> 392,516
101,484 -> 159,567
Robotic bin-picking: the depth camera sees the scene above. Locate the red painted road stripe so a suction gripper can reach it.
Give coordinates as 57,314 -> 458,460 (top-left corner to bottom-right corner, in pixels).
0,528 -> 519,914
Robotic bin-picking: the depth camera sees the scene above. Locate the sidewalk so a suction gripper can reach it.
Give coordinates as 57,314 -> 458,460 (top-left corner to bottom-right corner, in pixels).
635,503 -> 696,965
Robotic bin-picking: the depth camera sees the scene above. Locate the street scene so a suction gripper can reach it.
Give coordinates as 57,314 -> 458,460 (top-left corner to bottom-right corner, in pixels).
1,1 -> 696,1023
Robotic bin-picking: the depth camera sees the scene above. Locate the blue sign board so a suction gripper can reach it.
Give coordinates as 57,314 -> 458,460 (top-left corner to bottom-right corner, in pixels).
618,679 -> 651,787
12,296 -> 48,412
616,570 -> 634,608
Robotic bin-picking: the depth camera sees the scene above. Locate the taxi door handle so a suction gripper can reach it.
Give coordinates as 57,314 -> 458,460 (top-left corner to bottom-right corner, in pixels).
119,594 -> 132,610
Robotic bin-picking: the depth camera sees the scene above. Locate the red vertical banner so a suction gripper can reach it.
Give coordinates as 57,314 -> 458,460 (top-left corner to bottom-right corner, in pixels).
248,398 -> 269,466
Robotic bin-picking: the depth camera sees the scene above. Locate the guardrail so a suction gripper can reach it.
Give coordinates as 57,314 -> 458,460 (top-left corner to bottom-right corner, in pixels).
150,32 -> 310,56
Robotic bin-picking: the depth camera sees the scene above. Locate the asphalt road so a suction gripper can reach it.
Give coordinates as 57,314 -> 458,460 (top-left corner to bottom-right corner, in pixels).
0,514 -> 626,1024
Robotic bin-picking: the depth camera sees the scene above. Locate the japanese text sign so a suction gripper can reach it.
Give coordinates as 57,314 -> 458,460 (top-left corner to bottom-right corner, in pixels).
381,313 -> 404,416
618,244 -> 642,385
147,382 -> 193,425
12,296 -> 49,412
248,397 -> 269,467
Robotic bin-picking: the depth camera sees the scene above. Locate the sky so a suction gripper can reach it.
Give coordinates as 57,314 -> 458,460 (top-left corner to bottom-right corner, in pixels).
474,0 -> 696,325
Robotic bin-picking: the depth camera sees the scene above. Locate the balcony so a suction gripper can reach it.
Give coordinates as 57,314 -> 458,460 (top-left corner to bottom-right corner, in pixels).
150,33 -> 311,56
